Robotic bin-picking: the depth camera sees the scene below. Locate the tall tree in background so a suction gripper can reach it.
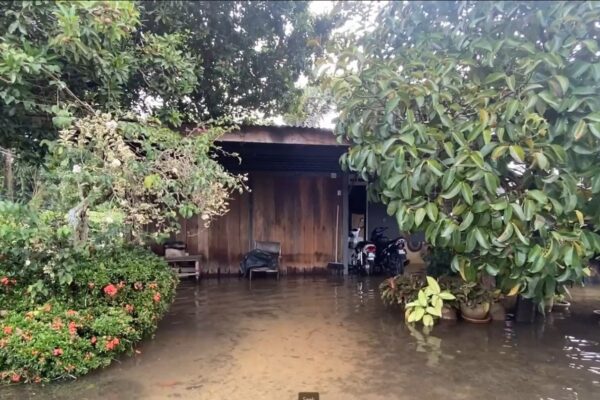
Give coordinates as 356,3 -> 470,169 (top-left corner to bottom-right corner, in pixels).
0,1 -> 335,161
329,1 -> 600,305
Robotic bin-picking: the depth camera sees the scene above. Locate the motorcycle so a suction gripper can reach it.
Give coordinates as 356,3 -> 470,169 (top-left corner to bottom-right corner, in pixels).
370,227 -> 410,275
348,228 -> 377,275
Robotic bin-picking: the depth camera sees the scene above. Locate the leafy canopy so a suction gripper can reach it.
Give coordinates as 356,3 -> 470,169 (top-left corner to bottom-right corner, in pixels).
329,1 -> 600,305
0,1 -> 334,159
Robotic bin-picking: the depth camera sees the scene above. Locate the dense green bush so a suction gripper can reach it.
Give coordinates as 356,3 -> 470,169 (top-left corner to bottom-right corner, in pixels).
0,225 -> 177,383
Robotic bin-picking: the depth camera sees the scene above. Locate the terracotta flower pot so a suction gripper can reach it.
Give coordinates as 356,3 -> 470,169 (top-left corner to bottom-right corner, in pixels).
441,305 -> 457,320
460,302 -> 490,321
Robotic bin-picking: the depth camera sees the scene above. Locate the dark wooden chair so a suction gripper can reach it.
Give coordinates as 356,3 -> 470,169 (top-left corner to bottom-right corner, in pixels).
249,240 -> 281,280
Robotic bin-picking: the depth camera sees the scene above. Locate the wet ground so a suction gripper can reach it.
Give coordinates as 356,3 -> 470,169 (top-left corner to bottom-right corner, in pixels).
2,276 -> 600,400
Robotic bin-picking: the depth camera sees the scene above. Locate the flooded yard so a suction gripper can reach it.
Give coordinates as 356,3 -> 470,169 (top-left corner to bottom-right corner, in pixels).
2,276 -> 600,400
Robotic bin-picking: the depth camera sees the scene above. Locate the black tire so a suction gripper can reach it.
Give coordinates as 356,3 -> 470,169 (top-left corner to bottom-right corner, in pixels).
406,237 -> 423,252
366,259 -> 375,276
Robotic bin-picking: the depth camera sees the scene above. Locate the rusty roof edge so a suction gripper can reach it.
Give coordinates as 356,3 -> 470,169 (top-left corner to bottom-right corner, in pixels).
222,124 -> 348,146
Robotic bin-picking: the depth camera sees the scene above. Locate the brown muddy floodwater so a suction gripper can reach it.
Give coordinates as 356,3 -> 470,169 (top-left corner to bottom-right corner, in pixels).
2,276 -> 600,400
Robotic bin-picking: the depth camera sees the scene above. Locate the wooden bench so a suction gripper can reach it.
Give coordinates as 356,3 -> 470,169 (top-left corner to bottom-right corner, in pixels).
165,255 -> 203,281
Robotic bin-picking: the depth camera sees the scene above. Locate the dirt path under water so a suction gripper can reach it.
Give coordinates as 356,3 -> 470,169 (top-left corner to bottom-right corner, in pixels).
2,277 -> 600,400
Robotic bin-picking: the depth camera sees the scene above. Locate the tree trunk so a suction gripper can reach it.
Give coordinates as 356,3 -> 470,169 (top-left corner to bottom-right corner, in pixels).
2,149 -> 14,200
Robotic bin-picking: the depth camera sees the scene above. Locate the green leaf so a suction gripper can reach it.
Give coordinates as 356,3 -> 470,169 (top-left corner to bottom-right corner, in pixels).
426,306 -> 442,318
491,145 -> 508,160
426,276 -> 441,294
479,109 -> 489,125
441,182 -> 462,199
415,208 -> 427,227
474,227 -> 489,249
442,168 -> 456,190
509,145 -> 525,163
427,159 -> 444,177
584,112 -> 600,123
592,175 -> 600,194
527,190 -> 548,204
496,222 -> 514,242
485,72 -> 506,84
441,222 -> 457,239
418,290 -> 428,307
589,123 -> 600,139
438,292 -> 455,300
553,75 -> 569,95
459,211 -> 474,231
387,174 -> 403,189
505,99 -> 519,120
484,173 -> 498,194
506,75 -> 516,91
426,203 -> 439,222
512,223 -> 530,245
511,203 -> 526,221
538,90 -> 559,109
385,96 -> 402,116
461,182 -> 473,205
485,263 -> 500,276
422,314 -> 434,327
490,200 -> 508,211
572,119 -> 587,141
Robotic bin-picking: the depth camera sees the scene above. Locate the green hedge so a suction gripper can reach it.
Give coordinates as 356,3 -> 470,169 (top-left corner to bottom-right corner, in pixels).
0,247 -> 177,383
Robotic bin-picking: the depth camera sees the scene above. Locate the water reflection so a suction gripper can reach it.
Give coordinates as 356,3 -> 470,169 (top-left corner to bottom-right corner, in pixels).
1,277 -> 599,400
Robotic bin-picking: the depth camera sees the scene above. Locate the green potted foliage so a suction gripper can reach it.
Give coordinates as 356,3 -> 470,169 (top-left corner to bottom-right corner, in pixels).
404,276 -> 456,327
455,282 -> 496,322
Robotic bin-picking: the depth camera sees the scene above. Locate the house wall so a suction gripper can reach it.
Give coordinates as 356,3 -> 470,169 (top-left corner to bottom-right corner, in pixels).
173,171 -> 343,274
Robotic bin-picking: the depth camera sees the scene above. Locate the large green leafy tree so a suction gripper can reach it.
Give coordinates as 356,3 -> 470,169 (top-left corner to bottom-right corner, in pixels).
329,1 -> 600,304
0,1 -> 334,161
141,1 -> 335,121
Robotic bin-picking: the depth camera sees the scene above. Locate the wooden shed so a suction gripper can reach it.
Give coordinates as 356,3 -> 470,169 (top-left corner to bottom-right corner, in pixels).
166,125 -> 425,276
170,125 -> 349,275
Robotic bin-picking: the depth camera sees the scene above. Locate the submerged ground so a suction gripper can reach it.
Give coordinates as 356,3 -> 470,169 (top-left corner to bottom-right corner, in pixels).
2,276 -> 599,400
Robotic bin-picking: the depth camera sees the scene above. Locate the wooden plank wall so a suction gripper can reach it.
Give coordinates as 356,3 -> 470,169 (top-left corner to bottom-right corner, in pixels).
172,171 -> 343,274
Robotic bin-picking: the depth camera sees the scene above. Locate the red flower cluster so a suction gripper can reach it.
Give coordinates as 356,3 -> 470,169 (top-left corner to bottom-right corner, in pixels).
68,321 -> 77,336
10,374 -> 20,383
153,292 -> 161,303
90,336 -> 97,345
105,337 -> 120,351
3,326 -> 13,335
53,348 -> 63,357
103,284 -> 118,297
50,318 -> 63,331
0,276 -> 16,286
124,304 -> 134,314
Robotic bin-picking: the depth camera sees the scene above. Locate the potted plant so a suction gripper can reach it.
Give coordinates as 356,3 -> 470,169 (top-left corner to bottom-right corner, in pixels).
380,274 -> 459,322
380,274 -> 426,306
455,282 -> 495,323
404,276 -> 456,327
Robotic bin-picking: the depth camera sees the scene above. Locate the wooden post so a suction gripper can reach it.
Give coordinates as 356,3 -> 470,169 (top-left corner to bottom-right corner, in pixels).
2,149 -> 14,200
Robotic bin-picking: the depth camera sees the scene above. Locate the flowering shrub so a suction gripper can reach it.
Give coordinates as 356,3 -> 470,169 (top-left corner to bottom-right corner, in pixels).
0,247 -> 177,383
